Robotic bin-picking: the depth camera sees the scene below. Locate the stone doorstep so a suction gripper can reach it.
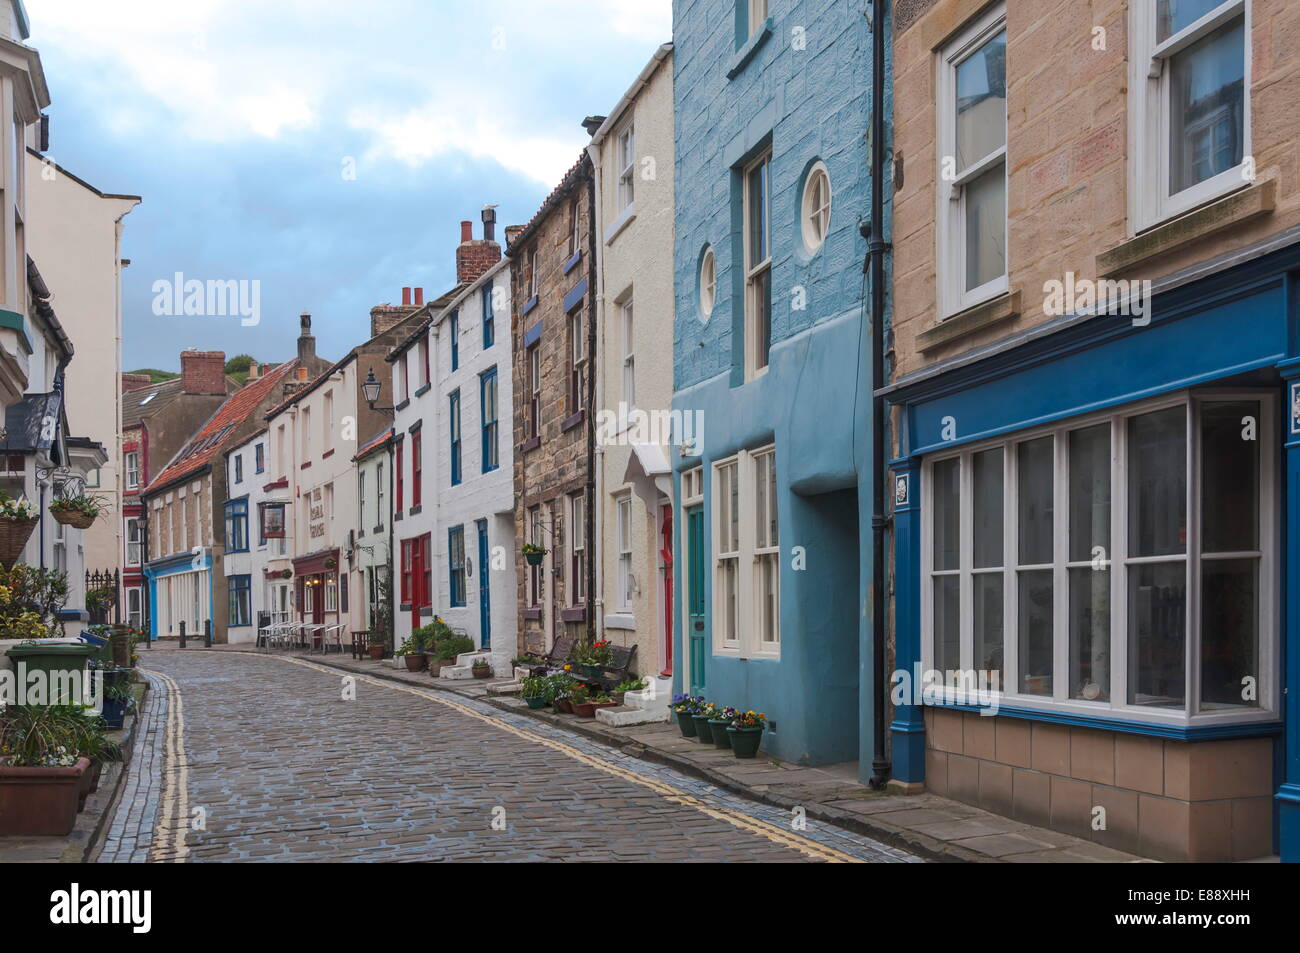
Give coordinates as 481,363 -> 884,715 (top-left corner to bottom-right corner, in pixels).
594,706 -> 669,728
297,655 -> 1147,864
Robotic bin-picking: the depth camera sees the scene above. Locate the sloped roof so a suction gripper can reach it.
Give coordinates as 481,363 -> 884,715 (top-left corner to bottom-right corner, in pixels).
353,427 -> 394,462
145,361 -> 301,494
506,152 -> 591,253
122,378 -> 184,427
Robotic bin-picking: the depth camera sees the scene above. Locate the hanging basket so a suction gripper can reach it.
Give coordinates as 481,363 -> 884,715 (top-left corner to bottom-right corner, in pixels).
0,516 -> 38,564
51,507 -> 96,530
523,550 -> 546,566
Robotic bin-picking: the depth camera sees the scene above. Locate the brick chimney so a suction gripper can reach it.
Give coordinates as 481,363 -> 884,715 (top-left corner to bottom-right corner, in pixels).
121,373 -> 153,393
456,214 -> 502,285
298,312 -> 316,365
370,288 -> 424,339
180,350 -> 227,395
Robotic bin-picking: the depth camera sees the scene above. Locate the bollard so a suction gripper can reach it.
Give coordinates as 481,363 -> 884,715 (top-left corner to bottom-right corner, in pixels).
205,618 -> 213,648
179,620 -> 187,649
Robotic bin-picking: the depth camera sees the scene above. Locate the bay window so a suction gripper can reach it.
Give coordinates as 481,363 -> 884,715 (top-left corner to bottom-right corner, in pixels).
1132,0 -> 1250,229
923,392 -> 1275,725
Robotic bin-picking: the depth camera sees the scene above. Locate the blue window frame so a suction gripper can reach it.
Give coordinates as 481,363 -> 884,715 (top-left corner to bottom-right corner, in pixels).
449,390 -> 462,486
480,367 -> 498,473
224,499 -> 249,553
450,309 -> 460,371
449,525 -> 466,607
228,574 -> 252,627
255,443 -> 265,473
482,281 -> 495,348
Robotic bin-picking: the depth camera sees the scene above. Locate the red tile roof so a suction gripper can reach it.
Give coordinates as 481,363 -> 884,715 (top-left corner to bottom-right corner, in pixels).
353,427 -> 394,462
145,360 -> 302,494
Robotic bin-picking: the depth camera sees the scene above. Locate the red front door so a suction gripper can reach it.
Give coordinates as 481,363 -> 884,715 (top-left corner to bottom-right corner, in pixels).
409,534 -> 431,632
660,503 -> 673,676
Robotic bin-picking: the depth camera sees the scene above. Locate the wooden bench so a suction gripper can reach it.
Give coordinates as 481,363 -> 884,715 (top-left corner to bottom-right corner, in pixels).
351,631 -> 377,660
526,635 -> 576,677
586,644 -> 638,691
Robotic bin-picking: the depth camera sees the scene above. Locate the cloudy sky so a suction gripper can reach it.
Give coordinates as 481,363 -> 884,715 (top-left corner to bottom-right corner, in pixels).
29,0 -> 672,371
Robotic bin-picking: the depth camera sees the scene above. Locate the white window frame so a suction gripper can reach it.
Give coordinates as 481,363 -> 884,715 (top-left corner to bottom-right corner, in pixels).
752,445 -> 780,652
699,246 -> 716,322
936,3 -> 1008,319
748,0 -> 768,38
569,492 -> 585,605
1130,0 -> 1252,233
126,517 -> 142,566
527,248 -> 539,298
125,451 -> 140,490
712,445 -> 780,659
616,493 -> 634,611
616,124 -> 635,211
800,161 -> 832,254
568,311 -> 586,414
742,150 -> 772,381
620,297 -> 635,415
920,389 -> 1278,728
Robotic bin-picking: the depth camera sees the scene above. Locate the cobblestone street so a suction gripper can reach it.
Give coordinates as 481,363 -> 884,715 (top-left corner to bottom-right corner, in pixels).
93,649 -> 918,863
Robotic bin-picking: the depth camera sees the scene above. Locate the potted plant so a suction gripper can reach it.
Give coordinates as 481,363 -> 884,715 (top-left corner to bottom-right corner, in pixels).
0,492 -> 39,566
521,543 -> 547,566
728,710 -> 768,759
431,634 -> 474,676
672,695 -> 702,737
0,705 -> 91,835
548,674 -> 577,712
323,556 -> 338,570
472,657 -> 493,679
86,587 -> 117,626
709,706 -> 740,750
589,690 -> 618,715
396,632 -> 429,671
610,676 -> 647,706
518,676 -> 549,710
572,639 -> 613,679
48,495 -> 106,530
570,683 -> 598,717
692,702 -> 719,743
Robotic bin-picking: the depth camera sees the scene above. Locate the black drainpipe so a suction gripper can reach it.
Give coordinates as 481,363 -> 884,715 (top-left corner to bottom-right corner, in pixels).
585,159 -> 598,645
868,0 -> 891,790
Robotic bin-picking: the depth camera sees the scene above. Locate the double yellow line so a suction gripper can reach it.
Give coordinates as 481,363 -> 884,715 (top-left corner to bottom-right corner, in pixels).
140,668 -> 190,863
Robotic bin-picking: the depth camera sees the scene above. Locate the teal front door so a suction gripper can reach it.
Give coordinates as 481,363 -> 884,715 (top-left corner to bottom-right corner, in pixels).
687,505 -> 706,696
477,519 -> 491,650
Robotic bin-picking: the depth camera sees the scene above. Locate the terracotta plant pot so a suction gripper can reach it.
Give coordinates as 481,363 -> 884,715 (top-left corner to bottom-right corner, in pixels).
472,665 -> 492,679
555,698 -> 574,714
573,701 -> 597,718
404,654 -> 427,672
0,758 -> 90,835
368,644 -> 385,661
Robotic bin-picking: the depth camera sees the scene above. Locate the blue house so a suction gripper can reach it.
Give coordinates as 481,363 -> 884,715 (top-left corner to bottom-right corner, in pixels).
671,0 -> 888,774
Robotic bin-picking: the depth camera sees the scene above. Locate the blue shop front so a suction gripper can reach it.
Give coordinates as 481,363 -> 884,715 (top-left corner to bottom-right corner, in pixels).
885,247 -> 1300,862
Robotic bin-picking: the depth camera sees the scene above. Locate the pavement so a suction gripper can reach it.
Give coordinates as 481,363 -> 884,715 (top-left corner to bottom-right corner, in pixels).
88,647 -> 920,862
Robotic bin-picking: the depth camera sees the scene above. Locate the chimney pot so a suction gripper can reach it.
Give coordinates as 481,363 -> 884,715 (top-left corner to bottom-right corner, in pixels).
401,287 -> 411,306
297,313 -> 317,365
460,220 -> 473,243
482,205 -> 497,242
297,366 -> 308,382
414,287 -> 424,306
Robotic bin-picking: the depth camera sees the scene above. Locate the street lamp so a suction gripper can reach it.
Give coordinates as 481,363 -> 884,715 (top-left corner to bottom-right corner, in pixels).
362,368 -> 394,415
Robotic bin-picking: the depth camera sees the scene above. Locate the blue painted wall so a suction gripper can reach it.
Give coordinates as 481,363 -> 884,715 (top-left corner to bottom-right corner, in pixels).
671,0 -> 889,770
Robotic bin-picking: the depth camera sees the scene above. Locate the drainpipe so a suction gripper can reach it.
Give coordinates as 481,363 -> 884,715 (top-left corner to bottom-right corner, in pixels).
867,0 -> 891,790
585,142 -> 607,642
585,158 -> 598,644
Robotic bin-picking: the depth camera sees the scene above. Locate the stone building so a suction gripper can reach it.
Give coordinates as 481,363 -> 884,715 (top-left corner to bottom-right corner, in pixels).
510,154 -> 596,656
883,0 -> 1300,861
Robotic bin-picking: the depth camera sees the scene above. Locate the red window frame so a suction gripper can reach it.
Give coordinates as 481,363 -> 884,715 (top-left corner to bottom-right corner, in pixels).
412,431 -> 423,507
400,538 -> 413,602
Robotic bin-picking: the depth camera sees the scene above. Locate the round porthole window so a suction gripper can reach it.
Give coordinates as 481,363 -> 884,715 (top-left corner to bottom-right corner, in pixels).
699,246 -> 716,323
800,161 -> 831,255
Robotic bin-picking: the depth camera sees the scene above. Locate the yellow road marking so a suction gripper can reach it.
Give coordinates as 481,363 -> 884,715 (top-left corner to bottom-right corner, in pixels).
249,653 -> 860,863
141,668 -> 190,863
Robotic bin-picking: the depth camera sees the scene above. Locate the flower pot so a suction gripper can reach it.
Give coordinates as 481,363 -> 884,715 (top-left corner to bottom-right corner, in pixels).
101,695 -> 128,730
404,654 -> 427,672
51,507 -> 96,530
728,727 -> 764,759
555,698 -> 574,714
0,515 -> 38,563
0,759 -> 90,836
573,701 -> 597,718
368,644 -> 385,661
524,696 -> 548,710
472,666 -> 492,679
523,550 -> 545,566
708,719 -> 733,749
675,710 -> 698,737
692,714 -> 715,744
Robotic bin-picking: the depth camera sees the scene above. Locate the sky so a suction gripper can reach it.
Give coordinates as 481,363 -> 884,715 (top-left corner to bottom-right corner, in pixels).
27,0 -> 672,371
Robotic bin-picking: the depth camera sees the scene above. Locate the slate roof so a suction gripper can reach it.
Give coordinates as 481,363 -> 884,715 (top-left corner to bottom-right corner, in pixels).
505,152 -> 591,253
145,361 -> 301,494
122,378 -> 185,428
